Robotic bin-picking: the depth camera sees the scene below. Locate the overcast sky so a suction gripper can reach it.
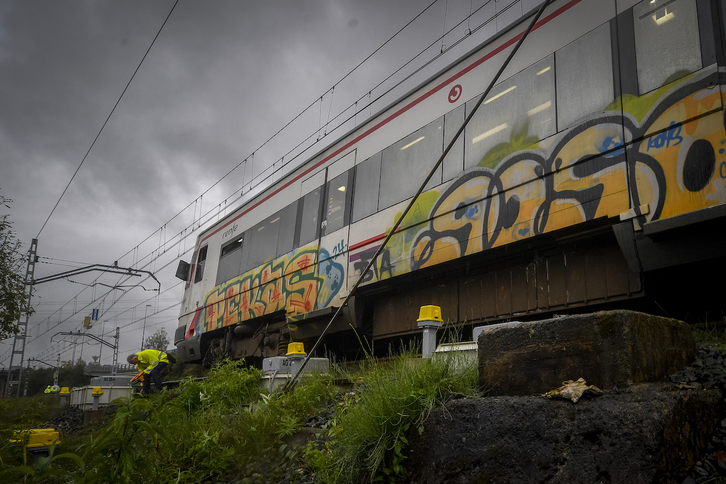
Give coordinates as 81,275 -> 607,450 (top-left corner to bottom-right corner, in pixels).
0,0 -> 537,370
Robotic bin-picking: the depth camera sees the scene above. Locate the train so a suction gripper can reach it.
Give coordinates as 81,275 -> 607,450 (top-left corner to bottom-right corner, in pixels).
174,0 -> 726,366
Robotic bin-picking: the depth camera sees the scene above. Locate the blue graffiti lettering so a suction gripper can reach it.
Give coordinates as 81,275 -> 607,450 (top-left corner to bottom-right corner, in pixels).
332,239 -> 347,256
647,122 -> 683,151
720,161 -> 726,179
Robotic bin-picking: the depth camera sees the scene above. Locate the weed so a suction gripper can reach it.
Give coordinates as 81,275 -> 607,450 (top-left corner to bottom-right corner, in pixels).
0,442 -> 84,484
175,359 -> 263,413
78,395 -> 170,484
703,477 -> 726,484
154,361 -> 336,482
310,349 -> 479,483
693,323 -> 726,350
0,394 -> 60,429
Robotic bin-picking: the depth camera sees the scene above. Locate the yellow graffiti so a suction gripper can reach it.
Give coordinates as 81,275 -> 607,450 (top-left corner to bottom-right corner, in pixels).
409,71 -> 726,272
200,247 -> 323,332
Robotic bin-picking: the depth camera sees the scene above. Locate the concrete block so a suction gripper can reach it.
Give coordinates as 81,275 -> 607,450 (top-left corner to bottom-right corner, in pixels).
478,310 -> 696,396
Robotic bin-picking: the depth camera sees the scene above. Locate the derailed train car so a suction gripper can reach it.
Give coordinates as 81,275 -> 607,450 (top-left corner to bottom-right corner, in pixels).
175,0 -> 726,364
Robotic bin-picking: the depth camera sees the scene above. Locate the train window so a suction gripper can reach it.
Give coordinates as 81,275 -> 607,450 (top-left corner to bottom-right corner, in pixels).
556,23 -> 614,131
220,236 -> 243,258
379,116 -> 444,211
247,212 -> 282,269
276,200 -> 298,256
465,55 -> 555,169
443,104 -> 465,183
216,235 -> 244,285
322,169 -> 352,236
194,245 -> 208,284
298,186 -> 322,246
352,152 -> 382,223
633,0 -> 702,94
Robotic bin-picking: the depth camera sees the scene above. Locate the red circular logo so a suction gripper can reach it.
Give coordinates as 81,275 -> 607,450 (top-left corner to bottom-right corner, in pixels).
448,84 -> 462,103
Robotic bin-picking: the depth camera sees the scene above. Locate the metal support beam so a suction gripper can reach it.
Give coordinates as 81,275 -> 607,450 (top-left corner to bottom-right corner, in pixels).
31,263 -> 161,292
113,327 -> 120,375
5,238 -> 37,398
52,328 -> 121,374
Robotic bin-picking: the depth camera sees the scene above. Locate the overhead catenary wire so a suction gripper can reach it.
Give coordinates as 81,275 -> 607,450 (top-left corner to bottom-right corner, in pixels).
34,310 -> 180,363
21,0 -> 512,362
27,214 -> 195,338
20,210 -> 195,360
36,0 -> 180,239
140,0 -> 444,242
142,0 -> 506,245
200,0 -> 503,206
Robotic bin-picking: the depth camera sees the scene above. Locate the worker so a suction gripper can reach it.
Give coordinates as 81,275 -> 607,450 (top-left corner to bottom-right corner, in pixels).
127,349 -> 171,394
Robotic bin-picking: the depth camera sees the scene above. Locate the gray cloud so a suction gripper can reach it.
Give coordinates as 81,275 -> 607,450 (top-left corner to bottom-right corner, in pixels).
0,0 -> 518,366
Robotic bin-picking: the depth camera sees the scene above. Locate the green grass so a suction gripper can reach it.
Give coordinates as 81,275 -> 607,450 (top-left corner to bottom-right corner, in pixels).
693,323 -> 726,350
0,394 -> 61,429
307,350 -> 480,483
0,352 -> 480,484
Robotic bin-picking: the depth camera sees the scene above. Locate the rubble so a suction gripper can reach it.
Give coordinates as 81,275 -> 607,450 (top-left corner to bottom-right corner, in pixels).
671,345 -> 726,484
40,406 -> 84,435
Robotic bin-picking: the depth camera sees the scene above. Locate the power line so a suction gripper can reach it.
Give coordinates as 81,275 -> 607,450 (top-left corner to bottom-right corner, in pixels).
36,0 -> 180,239
25,0 -> 533,362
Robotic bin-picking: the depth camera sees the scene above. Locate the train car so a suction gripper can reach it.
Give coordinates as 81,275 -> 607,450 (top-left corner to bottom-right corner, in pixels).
175,0 -> 726,365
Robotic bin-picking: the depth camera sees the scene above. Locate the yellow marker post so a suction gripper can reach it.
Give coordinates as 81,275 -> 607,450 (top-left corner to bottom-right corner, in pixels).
286,342 -> 306,356
417,305 -> 444,358
92,386 -> 104,410
59,387 -> 70,407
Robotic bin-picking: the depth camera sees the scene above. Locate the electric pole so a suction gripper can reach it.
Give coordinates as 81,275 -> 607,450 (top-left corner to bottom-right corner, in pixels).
5,239 -> 37,398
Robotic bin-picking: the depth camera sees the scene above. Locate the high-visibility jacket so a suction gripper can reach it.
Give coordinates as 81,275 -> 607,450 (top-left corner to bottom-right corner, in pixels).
44,386 -> 52,394
134,349 -> 169,374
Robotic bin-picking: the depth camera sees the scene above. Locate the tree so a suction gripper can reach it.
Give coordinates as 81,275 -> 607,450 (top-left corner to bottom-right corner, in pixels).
26,367 -> 55,396
58,359 -> 90,389
143,327 -> 170,352
0,194 -> 33,340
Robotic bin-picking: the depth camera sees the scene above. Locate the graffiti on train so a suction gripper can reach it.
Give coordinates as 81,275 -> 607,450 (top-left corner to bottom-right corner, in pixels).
409,69 -> 726,270
200,247 -> 344,332
347,68 -> 726,284
350,246 -> 395,283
